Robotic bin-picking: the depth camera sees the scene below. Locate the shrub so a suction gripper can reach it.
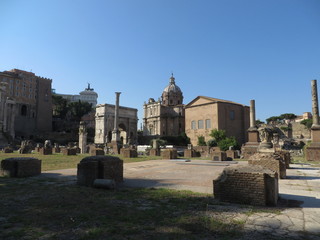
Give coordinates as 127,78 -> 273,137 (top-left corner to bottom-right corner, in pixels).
197,136 -> 207,146
218,136 -> 239,151
209,129 -> 226,142
207,139 -> 217,147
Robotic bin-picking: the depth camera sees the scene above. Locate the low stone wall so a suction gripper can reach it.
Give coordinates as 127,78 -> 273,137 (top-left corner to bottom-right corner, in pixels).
53,147 -> 61,153
193,146 -> 211,157
161,149 -> 178,159
62,148 -> 77,156
120,148 -> 138,158
213,165 -> 278,206
226,150 -> 239,160
248,152 -> 286,179
77,155 -> 123,187
276,151 -> 291,169
241,144 -> 259,159
1,157 -> 42,177
184,149 -> 197,158
3,147 -> 13,153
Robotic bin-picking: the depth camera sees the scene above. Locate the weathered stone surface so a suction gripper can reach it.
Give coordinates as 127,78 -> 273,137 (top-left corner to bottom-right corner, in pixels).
149,148 -> 160,157
3,147 -> 13,153
39,148 -> 52,155
1,157 -> 41,177
120,148 -> 137,158
161,149 -> 177,159
62,148 -> 77,156
226,150 -> 238,160
77,155 -> 123,187
248,152 -> 286,179
90,149 -> 105,156
213,165 -> 278,206
211,151 -> 227,161
184,149 -> 196,158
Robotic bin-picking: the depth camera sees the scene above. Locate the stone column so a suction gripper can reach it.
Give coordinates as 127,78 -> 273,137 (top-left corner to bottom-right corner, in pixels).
112,92 -> 121,142
79,121 -> 87,154
249,100 -> 256,129
311,80 -> 320,127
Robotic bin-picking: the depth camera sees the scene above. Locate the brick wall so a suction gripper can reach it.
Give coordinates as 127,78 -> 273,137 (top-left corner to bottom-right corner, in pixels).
213,165 -> 278,206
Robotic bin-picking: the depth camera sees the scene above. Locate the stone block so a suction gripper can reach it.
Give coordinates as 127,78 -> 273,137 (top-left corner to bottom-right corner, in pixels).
241,144 -> 259,159
184,149 -> 196,158
1,157 -> 41,177
149,148 -> 160,156
305,143 -> 320,161
161,149 -> 178,159
53,147 -> 61,153
34,147 -> 41,153
3,147 -> 13,153
120,148 -> 138,158
77,155 -> 123,187
39,148 -> 52,155
213,165 -> 278,206
226,150 -> 239,160
62,148 -> 77,156
211,151 -> 227,161
90,149 -> 105,156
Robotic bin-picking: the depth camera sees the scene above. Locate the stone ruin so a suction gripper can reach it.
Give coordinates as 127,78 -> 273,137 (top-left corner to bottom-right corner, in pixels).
1,157 -> 41,177
120,147 -> 138,158
77,155 -> 123,187
161,148 -> 178,159
213,165 -> 278,206
248,152 -> 287,179
39,140 -> 53,155
18,140 -> 33,154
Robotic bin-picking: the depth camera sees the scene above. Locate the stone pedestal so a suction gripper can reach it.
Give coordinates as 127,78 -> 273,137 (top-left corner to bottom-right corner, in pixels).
39,148 -> 52,155
226,150 -> 238,160
161,149 -> 178,159
77,155 -> 123,187
1,157 -> 41,177
149,148 -> 160,157
120,148 -> 137,158
91,149 -> 105,156
211,151 -> 227,161
62,148 -> 77,156
184,149 -> 196,158
53,147 -> 61,153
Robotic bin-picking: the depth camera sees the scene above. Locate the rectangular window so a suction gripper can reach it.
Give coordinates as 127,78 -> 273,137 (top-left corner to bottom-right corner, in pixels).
230,110 -> 235,120
191,120 -> 196,129
205,119 -> 211,129
198,120 -> 204,129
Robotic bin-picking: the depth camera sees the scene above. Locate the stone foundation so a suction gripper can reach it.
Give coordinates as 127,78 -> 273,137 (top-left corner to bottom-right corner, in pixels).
193,146 -> 210,157
213,165 -> 278,206
120,148 -> 137,158
3,147 -> 13,153
62,148 -> 77,156
305,143 -> 320,161
248,152 -> 286,179
241,143 -> 259,159
184,149 -> 197,158
226,150 -> 239,160
53,147 -> 61,153
1,157 -> 41,177
161,149 -> 178,159
77,155 -> 123,187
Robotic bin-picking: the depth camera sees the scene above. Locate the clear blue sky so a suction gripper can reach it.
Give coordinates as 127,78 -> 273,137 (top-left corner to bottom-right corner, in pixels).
1,0 -> 320,126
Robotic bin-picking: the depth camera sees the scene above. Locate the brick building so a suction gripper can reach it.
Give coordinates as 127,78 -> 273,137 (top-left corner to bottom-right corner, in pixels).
185,96 -> 250,146
0,69 -> 52,140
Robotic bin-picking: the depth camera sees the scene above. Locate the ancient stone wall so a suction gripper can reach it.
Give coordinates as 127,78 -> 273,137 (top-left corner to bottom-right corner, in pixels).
213,165 -> 278,206
1,157 -> 41,177
120,148 -> 138,158
248,153 -> 286,179
161,149 -> 177,159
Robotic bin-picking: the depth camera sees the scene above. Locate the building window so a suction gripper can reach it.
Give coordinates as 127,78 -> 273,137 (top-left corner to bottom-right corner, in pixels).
205,119 -> 211,129
198,120 -> 204,129
230,110 -> 235,120
191,121 -> 196,129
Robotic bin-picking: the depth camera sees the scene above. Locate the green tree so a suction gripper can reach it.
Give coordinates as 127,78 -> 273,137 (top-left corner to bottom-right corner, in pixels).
218,136 -> 239,151
52,95 -> 69,118
197,135 -> 206,146
68,100 -> 93,121
266,116 -> 282,124
279,113 -> 297,120
209,129 -> 226,142
255,119 -> 264,125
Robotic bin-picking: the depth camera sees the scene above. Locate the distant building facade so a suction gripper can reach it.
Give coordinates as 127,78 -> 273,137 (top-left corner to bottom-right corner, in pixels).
143,74 -> 185,137
95,104 -> 138,145
0,69 -> 52,139
185,96 -> 250,146
55,83 -> 98,106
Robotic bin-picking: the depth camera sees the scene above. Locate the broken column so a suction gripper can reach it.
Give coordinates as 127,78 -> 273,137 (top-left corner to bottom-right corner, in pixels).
306,79 -> 320,161
79,121 -> 87,154
111,92 -> 121,154
241,99 -> 260,158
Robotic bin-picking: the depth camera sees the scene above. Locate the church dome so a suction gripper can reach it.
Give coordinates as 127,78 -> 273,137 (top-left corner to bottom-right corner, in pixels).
79,83 -> 98,96
163,75 -> 182,94
161,74 -> 183,106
